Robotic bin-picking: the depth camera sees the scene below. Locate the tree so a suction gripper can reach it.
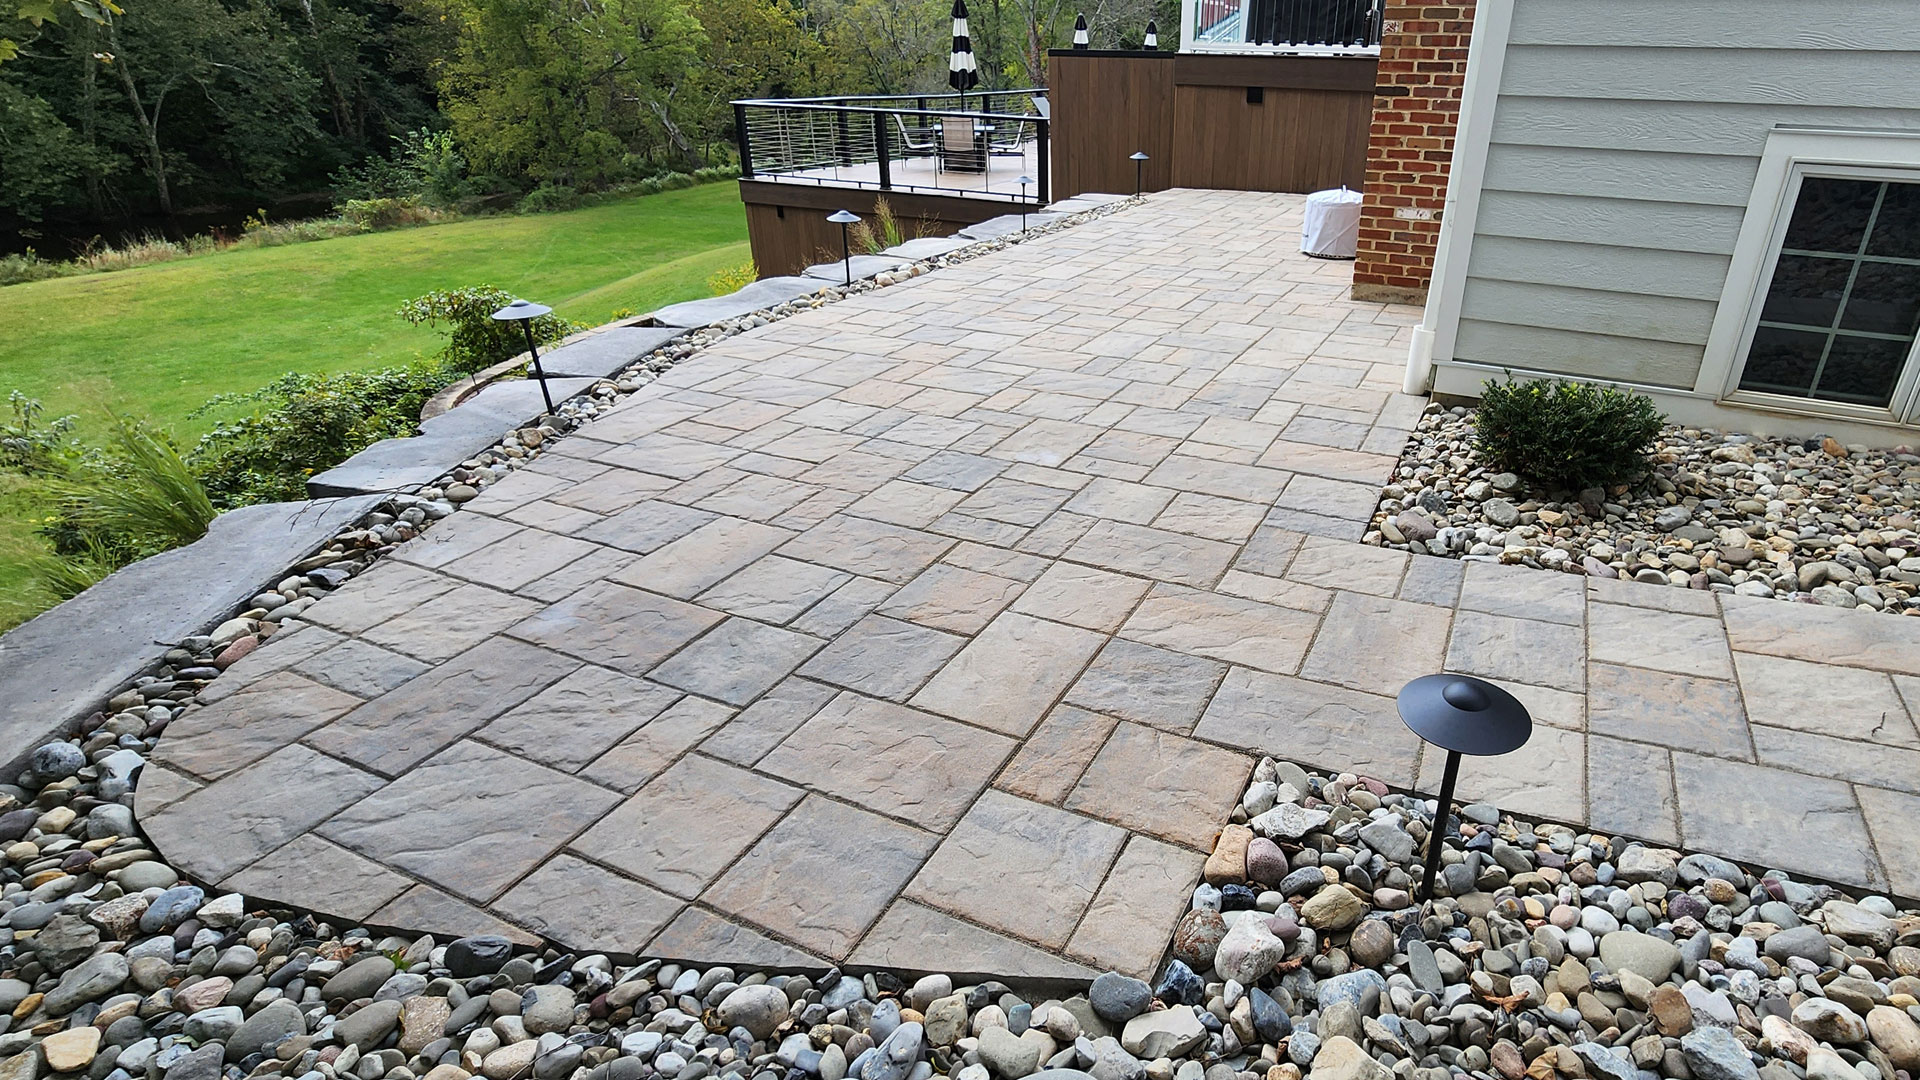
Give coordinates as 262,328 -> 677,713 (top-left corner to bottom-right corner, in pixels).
809,0 -> 943,94
2,0 -> 118,66
0,79 -> 101,217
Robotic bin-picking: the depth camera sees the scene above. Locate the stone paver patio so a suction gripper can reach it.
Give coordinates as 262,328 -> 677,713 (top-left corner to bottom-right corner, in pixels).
140,190 -> 1920,981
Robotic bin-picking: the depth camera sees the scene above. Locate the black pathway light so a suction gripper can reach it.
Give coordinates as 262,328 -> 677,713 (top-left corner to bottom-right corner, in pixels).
1131,151 -> 1149,196
828,209 -> 861,286
489,298 -> 557,415
1396,673 -> 1533,902
1018,175 -> 1033,230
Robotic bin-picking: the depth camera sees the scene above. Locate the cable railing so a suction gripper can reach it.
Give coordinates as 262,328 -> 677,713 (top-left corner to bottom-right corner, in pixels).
1184,0 -> 1382,52
733,90 -> 1050,204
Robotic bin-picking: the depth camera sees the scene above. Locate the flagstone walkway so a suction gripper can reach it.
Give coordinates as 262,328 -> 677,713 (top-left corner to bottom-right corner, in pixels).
139,190 -> 1920,981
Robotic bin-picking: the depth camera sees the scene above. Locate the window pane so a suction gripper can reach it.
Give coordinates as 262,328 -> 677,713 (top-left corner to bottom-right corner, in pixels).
1840,260 -> 1920,336
1740,326 -> 1827,396
1866,181 -> 1920,260
1759,254 -> 1849,328
1784,177 -> 1880,254
1816,335 -> 1910,407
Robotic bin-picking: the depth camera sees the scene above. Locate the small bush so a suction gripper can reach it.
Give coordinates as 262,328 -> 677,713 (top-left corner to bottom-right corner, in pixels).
190,361 -> 456,506
0,392 -> 79,475
397,285 -> 581,375
1472,377 -> 1666,492
339,197 -> 441,230
42,418 -> 215,561
707,260 -> 757,296
517,184 -> 584,214
0,249 -> 68,286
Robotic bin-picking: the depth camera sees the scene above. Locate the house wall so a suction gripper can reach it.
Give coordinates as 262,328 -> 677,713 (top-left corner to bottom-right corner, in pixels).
1350,0 -> 1476,304
1434,0 -> 1920,397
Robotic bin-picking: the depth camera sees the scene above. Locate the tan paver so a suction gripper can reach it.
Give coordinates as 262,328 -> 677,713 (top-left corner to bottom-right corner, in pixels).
144,190 -> 1920,979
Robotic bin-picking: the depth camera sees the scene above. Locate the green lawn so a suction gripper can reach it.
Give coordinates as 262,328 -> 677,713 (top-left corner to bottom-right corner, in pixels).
0,182 -> 750,630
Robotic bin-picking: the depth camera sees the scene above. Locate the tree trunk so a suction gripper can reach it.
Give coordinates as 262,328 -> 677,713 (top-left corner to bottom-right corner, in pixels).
646,98 -> 698,166
105,22 -> 173,216
297,0 -> 356,139
76,23 -> 107,218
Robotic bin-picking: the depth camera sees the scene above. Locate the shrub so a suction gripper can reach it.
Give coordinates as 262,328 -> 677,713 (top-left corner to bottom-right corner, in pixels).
0,392 -> 78,475
517,184 -> 584,214
43,418 -> 215,561
189,361 -> 455,507
397,285 -> 581,375
0,249 -> 67,286
1472,376 -> 1666,492
339,197 -> 441,230
707,260 -> 757,296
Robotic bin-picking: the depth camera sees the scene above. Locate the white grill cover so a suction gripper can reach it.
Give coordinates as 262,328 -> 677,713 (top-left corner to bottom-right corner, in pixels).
1301,186 -> 1363,259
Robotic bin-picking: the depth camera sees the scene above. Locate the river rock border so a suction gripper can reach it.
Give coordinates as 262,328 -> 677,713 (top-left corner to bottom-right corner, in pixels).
1367,404 -> 1920,616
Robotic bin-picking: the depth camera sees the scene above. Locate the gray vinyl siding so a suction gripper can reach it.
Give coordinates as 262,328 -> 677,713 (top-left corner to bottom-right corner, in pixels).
1452,0 -> 1920,387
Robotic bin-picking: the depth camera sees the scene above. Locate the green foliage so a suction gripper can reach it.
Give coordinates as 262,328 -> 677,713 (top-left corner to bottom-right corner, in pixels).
189,361 -> 453,505
706,259 -> 756,295
330,130 -> 473,209
0,249 -> 68,286
1472,377 -> 1668,492
516,183 -> 584,214
0,391 -> 78,474
338,197 -> 441,229
397,284 -> 580,374
41,417 -> 214,560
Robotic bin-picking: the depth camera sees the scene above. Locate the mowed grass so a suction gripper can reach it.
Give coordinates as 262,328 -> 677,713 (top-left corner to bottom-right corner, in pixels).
0,182 -> 750,630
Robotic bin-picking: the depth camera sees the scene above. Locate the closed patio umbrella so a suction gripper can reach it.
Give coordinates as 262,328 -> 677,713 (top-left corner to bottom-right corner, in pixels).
1144,18 -> 1158,47
950,0 -> 979,108
1072,12 -> 1089,47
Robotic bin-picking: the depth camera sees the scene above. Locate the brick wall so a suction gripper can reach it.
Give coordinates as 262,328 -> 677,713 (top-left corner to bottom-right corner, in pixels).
1350,0 -> 1475,305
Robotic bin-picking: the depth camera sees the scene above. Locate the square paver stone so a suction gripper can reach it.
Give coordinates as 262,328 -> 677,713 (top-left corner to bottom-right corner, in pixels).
293,639 -> 430,700
493,853 -> 685,953
143,744 -> 385,884
368,886 -> 540,945
479,665 -> 683,771
1064,639 -> 1226,733
1414,722 -> 1587,824
299,563 -> 462,635
577,500 -> 717,554
700,678 -> 839,766
1586,735 -> 1679,846
759,691 -> 1014,829
1299,591 -> 1451,696
1066,834 -> 1206,979
1195,668 -> 1423,788
1733,652 -> 1920,747
1721,592 -> 1920,675
1065,722 -> 1252,848
1284,535 -> 1405,596
219,834 -> 414,922
614,517 -> 795,600
439,528 -> 602,592
848,900 -> 1097,981
996,705 -> 1119,805
1586,663 -> 1752,760
1589,603 -> 1734,680
572,753 -> 802,897
701,794 -> 936,958
778,515 -> 955,583
911,612 -> 1107,736
905,789 -> 1126,949
508,582 -> 725,676
1444,610 -> 1586,693
1119,585 -> 1320,674
648,618 -> 824,705
1671,753 -> 1884,888
155,671 -> 360,781
797,615 -> 965,700
694,556 -> 851,624
360,583 -> 547,663
1857,785 -> 1920,899
321,739 -> 622,903
644,906 -> 827,969
582,697 -> 737,792
307,637 -> 580,776
878,564 -> 1027,634
1457,560 -> 1585,626
1010,562 -> 1152,632
1063,519 -> 1237,587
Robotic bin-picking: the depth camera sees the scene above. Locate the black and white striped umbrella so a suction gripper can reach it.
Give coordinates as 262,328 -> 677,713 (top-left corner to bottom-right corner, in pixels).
1144,19 -> 1157,47
1072,12 -> 1089,48
949,0 -> 979,103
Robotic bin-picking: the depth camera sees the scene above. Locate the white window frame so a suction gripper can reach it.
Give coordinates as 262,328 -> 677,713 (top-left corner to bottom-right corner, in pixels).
1697,127 -> 1920,425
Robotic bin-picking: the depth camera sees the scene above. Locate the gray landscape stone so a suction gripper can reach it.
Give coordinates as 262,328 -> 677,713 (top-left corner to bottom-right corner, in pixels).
883,236 -> 972,260
958,213 -> 1062,240
649,276 -> 823,328
0,494 -> 380,775
802,254 -> 913,282
537,326 -> 683,378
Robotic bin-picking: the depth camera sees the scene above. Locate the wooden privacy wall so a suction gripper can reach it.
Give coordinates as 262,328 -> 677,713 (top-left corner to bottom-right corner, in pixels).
1048,51 -> 1377,199
738,182 -> 1014,277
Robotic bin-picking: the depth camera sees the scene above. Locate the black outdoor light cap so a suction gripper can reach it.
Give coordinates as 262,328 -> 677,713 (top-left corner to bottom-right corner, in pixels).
1131,151 -> 1150,161
490,298 -> 553,321
828,209 -> 861,224
1396,673 -> 1532,757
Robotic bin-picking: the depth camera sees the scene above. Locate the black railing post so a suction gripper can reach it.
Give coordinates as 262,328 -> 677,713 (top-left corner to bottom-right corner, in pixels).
1037,119 -> 1050,203
835,109 -> 852,166
874,111 -> 892,190
735,103 -> 755,178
